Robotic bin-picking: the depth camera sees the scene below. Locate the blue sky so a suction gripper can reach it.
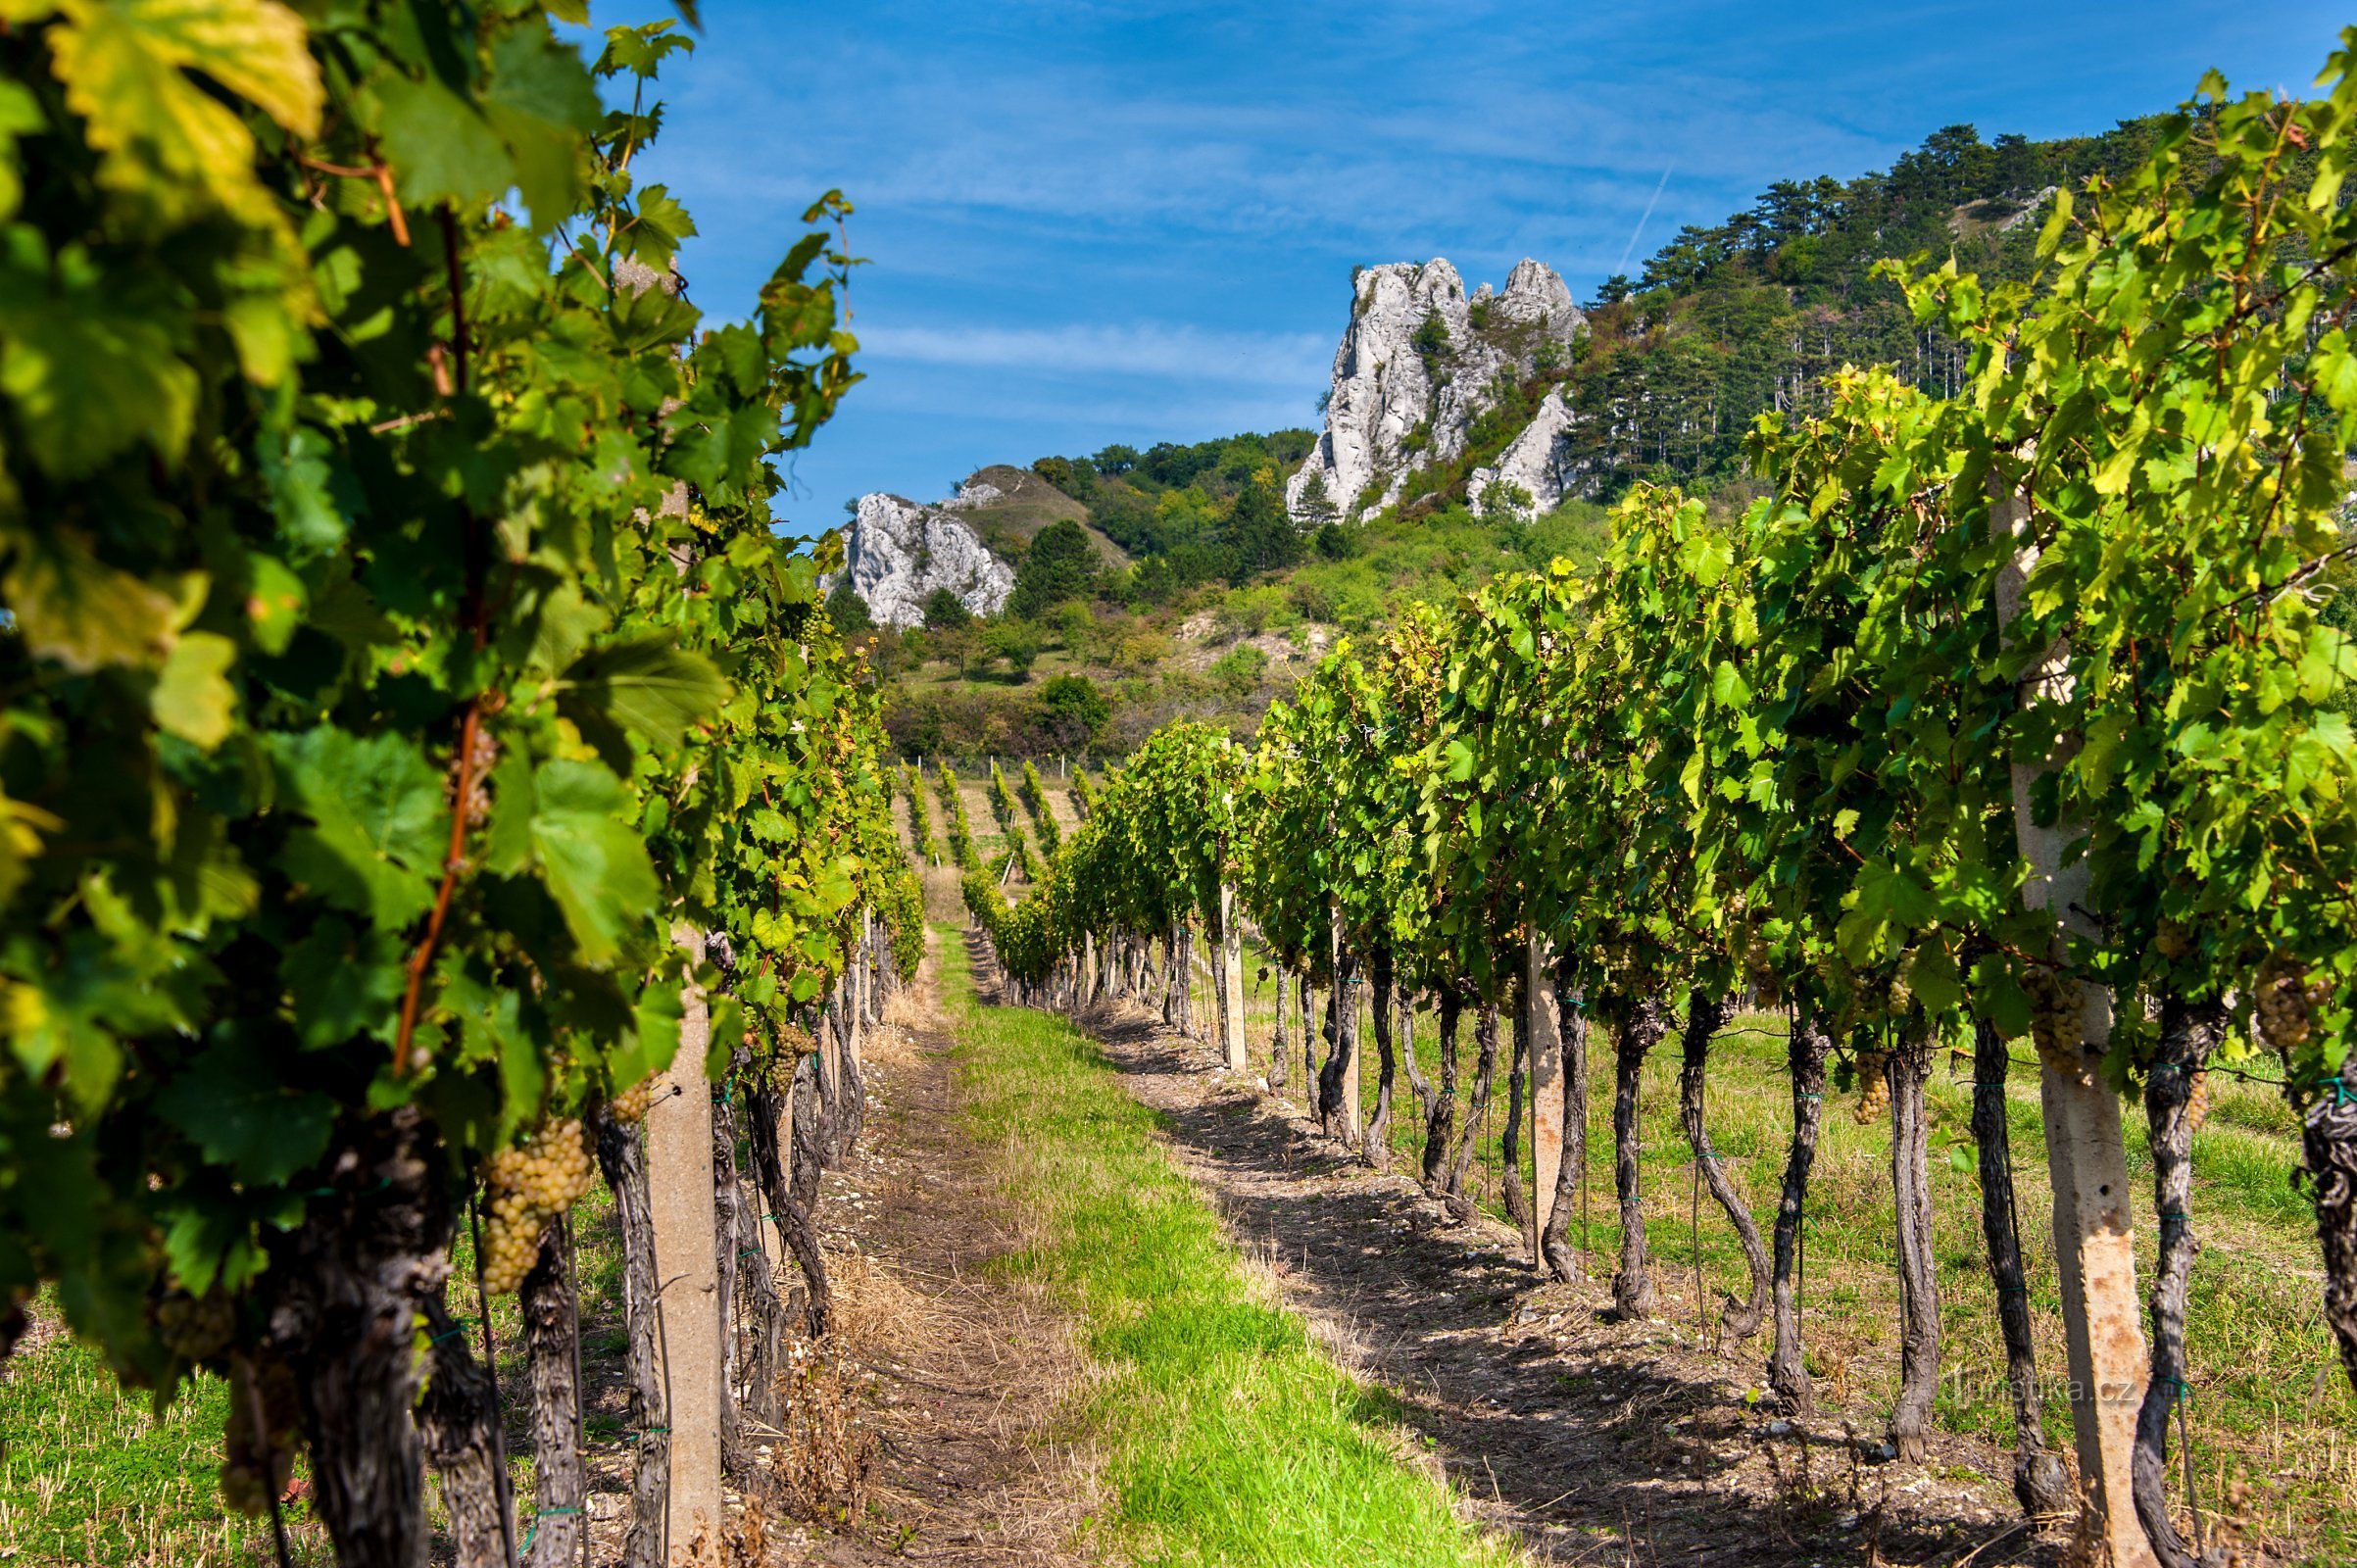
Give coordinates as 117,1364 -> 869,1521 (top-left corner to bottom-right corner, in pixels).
622,1 -> 2347,533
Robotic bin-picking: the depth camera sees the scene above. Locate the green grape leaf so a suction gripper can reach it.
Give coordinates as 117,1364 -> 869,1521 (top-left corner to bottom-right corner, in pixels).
611,967 -> 685,1088
528,760 -> 659,963
0,243 -> 200,476
153,1032 -> 336,1187
0,525 -> 179,669
0,79 -> 43,221
482,23 -> 602,231
377,74 -> 513,211
159,1203 -> 261,1298
273,726 -> 447,929
556,636 -> 726,770
281,916 -> 406,1050
626,182 -> 698,265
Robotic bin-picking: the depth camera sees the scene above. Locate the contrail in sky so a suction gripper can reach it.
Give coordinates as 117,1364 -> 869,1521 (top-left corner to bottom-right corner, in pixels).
1614,165 -> 1675,276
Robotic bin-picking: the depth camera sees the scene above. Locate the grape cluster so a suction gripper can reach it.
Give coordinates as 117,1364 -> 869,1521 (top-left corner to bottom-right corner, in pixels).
609,1076 -> 656,1125
2184,1068 -> 2212,1136
479,1119 -> 593,1296
1741,933 -> 1785,1009
2023,966 -> 2086,1077
451,720 -> 499,828
1853,1049 -> 1891,1124
155,1290 -> 233,1360
2254,954 -> 2327,1056
221,1356 -> 298,1516
2154,917 -> 2193,960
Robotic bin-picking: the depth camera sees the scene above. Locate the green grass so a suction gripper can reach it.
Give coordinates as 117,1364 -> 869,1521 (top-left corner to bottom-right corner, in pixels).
3,1156 -> 633,1566
944,928 -> 1522,1568
0,1317 -> 335,1565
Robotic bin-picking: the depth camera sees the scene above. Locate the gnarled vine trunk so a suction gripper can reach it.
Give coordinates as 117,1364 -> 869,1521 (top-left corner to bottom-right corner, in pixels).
712,1081 -> 747,1481
2134,996 -> 2226,1565
1611,1001 -> 1670,1318
1678,994 -> 1769,1340
417,1282 -> 515,1568
1887,1030 -> 1940,1463
264,1106 -> 446,1568
1447,1002 -> 1501,1216
1501,988 -> 1532,1236
593,1107 -> 668,1568
1318,935 -> 1362,1148
2306,1090 -> 2357,1397
1269,967 -> 1290,1092
1539,955 -> 1590,1283
1769,1010 -> 1830,1410
750,1076 -> 831,1339
1301,974 -> 1318,1101
1426,989 -> 1463,1193
735,1193 -> 789,1430
1366,944 -> 1398,1166
789,1053 -> 825,1216
1970,1015 -> 2072,1520
518,1222 -> 586,1568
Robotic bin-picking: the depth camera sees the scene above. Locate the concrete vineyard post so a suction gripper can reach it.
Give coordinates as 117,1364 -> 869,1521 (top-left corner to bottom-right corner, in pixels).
1527,931 -> 1564,1266
1220,883 -> 1248,1073
647,937 -> 723,1562
1996,484 -> 2153,1568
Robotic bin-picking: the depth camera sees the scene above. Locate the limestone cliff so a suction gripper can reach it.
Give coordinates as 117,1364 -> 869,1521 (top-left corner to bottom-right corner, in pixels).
826,493 -> 1015,628
1288,258 -> 1584,521
1468,389 -> 1576,516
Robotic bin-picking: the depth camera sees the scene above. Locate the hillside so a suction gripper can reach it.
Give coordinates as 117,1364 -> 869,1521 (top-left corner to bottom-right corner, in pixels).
848,114 -> 2209,760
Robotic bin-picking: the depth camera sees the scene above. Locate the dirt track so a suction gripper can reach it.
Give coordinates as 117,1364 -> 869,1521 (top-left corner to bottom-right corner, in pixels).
759,934 -> 1098,1567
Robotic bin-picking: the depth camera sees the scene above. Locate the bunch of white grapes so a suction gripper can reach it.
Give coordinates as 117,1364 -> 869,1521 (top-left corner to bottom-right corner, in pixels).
1852,1048 -> 1891,1125
609,1075 -> 655,1124
2023,965 -> 2085,1078
220,1357 -> 298,1516
2254,954 -> 2329,1056
479,1119 -> 593,1296
155,1290 -> 233,1360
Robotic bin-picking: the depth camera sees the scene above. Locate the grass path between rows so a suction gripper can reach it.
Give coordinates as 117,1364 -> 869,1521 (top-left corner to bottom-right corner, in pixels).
941,927 -> 1523,1568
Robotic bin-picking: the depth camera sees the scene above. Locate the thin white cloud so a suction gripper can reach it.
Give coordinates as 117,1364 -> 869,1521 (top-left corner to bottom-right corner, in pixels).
856,321 -> 1332,387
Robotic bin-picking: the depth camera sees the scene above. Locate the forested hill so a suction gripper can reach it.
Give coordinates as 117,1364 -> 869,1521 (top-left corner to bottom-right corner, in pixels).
859,114 -> 2203,760
1562,118 -> 2177,494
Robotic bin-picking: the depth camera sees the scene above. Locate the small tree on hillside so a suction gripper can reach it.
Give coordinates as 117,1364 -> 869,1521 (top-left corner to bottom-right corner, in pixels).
922,587 -> 972,630
824,578 -> 874,635
1296,469 -> 1340,528
1226,466 -> 1302,585
1036,674 -> 1110,749
1008,519 -> 1098,618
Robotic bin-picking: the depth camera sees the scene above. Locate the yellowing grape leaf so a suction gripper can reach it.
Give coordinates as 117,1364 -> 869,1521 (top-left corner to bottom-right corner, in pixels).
151,629 -> 237,747
29,0 -> 323,222
1,525 -> 179,670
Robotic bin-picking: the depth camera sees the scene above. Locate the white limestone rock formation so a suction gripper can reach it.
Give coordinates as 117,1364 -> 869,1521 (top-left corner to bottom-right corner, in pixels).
825,493 -> 1014,627
1289,258 -> 1584,521
1469,389 -> 1577,516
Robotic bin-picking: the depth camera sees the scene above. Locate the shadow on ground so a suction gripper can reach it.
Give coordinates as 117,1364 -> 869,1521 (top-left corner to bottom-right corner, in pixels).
1052,980 -> 2055,1568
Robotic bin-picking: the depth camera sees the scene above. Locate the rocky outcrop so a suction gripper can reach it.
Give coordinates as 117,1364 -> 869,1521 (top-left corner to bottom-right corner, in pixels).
1288,258 -> 1584,521
826,493 -> 1014,627
1468,389 -> 1576,517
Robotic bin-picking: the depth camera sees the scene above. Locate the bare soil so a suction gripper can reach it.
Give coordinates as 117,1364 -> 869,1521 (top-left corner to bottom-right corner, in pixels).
759,942 -> 1101,1568
1074,992 -> 2069,1568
